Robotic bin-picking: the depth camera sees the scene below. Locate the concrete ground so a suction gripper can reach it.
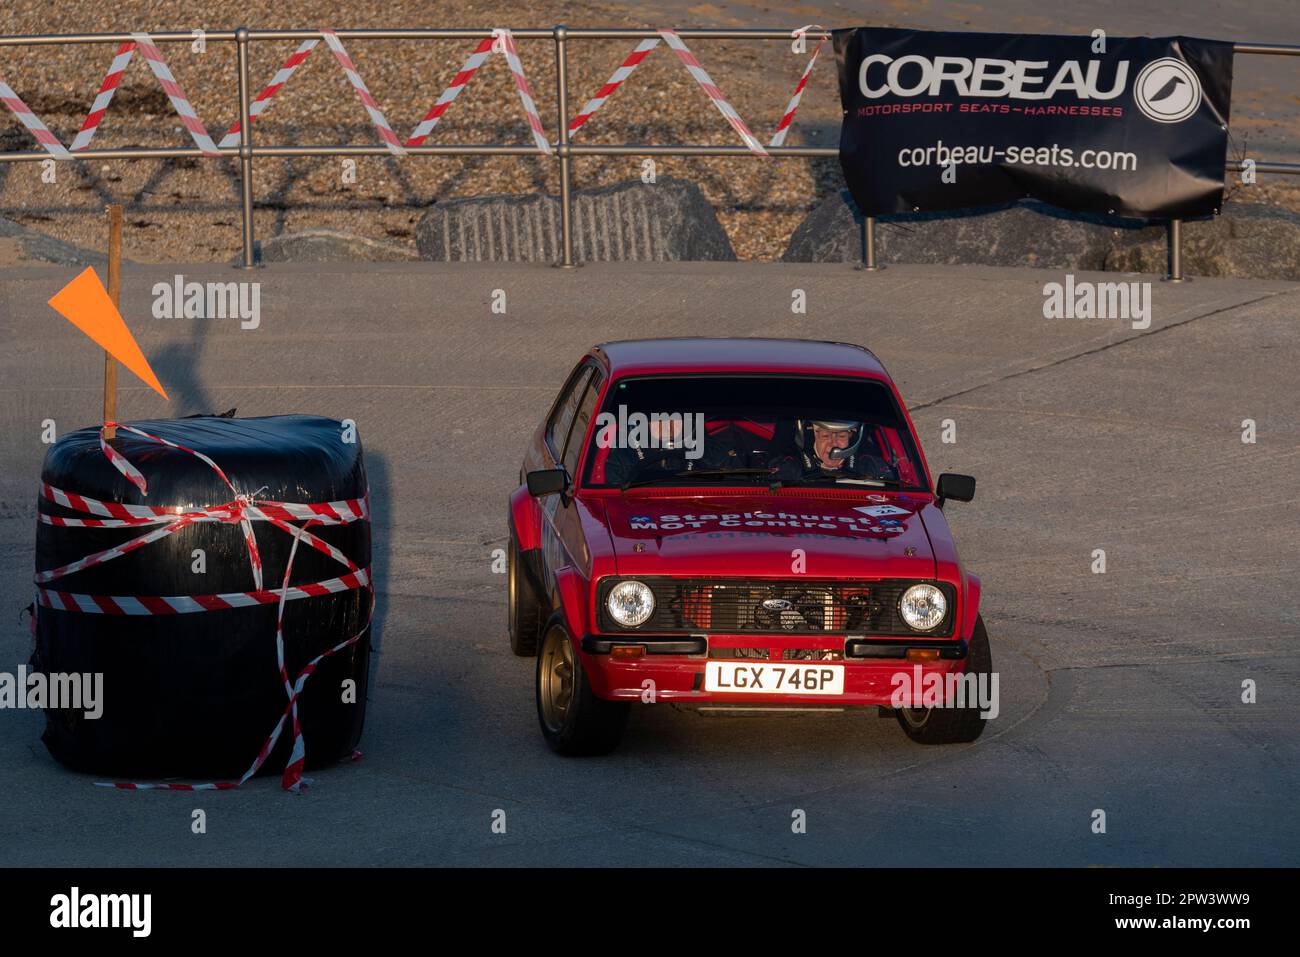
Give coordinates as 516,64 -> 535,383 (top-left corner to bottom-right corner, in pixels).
0,259 -> 1296,866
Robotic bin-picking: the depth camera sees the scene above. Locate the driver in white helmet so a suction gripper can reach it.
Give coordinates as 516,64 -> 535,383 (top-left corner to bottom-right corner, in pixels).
772,418 -> 893,481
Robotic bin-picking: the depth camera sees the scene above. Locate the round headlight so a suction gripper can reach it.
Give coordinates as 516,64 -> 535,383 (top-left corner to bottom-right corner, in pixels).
899,583 -> 947,631
607,580 -> 655,628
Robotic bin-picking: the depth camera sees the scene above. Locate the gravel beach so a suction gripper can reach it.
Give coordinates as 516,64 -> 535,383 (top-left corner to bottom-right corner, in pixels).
0,1 -> 849,262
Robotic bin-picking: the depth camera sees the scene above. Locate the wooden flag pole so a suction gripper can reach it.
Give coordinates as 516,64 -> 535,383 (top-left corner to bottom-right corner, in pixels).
104,204 -> 122,440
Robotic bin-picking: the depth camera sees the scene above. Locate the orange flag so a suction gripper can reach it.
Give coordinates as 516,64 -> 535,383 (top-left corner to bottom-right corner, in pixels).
47,266 -> 168,400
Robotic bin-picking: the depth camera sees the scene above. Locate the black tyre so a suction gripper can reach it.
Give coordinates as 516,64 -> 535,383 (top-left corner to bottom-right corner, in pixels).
507,529 -> 542,657
536,618 -> 629,755
895,614 -> 994,745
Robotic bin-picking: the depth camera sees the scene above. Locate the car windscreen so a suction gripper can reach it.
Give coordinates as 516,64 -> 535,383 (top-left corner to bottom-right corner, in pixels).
581,374 -> 929,491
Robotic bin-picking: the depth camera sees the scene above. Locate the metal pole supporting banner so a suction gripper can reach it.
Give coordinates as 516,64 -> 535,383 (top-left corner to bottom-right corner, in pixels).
554,25 -> 576,267
235,27 -> 256,268
859,215 -> 881,271
1166,218 -> 1184,282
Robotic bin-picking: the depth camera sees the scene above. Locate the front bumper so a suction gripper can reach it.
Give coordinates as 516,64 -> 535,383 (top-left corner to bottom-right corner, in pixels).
580,632 -> 970,707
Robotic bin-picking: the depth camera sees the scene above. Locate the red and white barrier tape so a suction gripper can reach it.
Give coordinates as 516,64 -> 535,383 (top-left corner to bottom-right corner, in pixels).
220,39 -> 320,148
36,572 -> 371,616
106,421 -> 263,586
658,28 -> 767,156
35,502 -> 363,589
769,25 -> 824,147
320,29 -> 406,155
274,522 -> 313,788
12,25 -> 817,160
566,26 -> 822,148
70,35 -> 327,153
70,41 -> 137,152
98,427 -> 147,493
102,558 -> 375,792
130,33 -> 221,157
37,513 -> 198,586
406,36 -> 495,147
0,80 -> 70,157
38,568 -> 370,615
407,30 -> 550,153
40,480 -> 368,525
34,423 -> 372,791
492,28 -> 552,154
567,37 -> 661,136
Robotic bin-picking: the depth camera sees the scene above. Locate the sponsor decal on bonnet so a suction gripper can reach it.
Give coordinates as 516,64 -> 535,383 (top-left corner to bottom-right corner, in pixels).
854,505 -> 911,517
624,509 -> 908,535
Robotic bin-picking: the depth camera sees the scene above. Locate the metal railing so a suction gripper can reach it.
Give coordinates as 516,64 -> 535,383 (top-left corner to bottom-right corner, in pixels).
2,27 -> 1299,280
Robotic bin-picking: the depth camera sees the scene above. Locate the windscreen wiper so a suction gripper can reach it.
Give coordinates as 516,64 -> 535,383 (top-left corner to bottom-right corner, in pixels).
833,476 -> 908,487
772,475 -> 909,489
620,467 -> 776,491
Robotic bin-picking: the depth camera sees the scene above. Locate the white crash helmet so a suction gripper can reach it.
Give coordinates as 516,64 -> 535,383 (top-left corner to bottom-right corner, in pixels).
795,418 -> 864,463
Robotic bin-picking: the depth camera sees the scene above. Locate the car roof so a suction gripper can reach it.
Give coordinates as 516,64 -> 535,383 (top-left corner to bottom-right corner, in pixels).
591,338 -> 890,379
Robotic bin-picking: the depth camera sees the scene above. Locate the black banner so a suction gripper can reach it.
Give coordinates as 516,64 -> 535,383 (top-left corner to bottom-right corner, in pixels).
834,28 -> 1234,219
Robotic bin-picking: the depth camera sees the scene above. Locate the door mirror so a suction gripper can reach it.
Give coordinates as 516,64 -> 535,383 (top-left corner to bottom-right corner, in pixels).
527,468 -> 569,497
936,473 -> 976,507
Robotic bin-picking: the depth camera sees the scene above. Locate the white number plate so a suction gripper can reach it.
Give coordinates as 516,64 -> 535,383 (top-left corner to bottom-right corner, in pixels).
704,661 -> 845,695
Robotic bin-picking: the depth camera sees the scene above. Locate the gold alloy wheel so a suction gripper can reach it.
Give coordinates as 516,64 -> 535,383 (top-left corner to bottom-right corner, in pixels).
539,627 -> 576,732
899,707 -> 932,728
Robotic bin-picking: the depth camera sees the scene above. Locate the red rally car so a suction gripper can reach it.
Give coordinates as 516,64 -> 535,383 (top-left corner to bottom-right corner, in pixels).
507,338 -> 992,755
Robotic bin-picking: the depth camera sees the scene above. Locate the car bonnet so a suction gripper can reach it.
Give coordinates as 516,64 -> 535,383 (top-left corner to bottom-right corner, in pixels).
598,492 -> 936,579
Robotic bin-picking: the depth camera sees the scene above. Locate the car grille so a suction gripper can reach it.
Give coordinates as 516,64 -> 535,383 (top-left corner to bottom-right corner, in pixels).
708,648 -> 844,661
597,578 -> 955,636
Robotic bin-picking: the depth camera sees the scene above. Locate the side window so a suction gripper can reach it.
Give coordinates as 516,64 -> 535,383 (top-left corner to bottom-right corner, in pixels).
562,372 -> 603,477
545,365 -> 594,462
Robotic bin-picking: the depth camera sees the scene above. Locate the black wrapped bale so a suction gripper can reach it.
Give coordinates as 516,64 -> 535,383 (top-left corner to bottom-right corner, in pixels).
32,415 -> 372,782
